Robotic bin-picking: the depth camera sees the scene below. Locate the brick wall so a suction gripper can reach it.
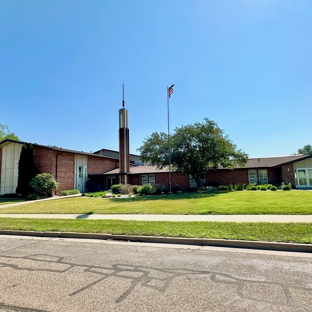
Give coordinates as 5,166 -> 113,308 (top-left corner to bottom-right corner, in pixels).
281,163 -> 296,187
0,148 -> 2,191
206,169 -> 249,185
267,168 -> 281,185
88,156 -> 117,174
33,147 -> 75,191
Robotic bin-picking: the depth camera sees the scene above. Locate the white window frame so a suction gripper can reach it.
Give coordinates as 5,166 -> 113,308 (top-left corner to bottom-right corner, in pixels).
258,169 -> 268,185
142,175 -> 148,185
149,174 -> 155,185
248,169 -> 257,184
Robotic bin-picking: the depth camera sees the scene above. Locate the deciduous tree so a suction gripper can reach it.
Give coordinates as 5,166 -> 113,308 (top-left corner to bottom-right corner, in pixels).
297,144 -> 312,156
0,123 -> 20,141
138,119 -> 248,187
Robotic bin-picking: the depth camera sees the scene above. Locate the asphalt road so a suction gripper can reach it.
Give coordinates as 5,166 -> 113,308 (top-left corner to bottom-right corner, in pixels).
0,235 -> 311,312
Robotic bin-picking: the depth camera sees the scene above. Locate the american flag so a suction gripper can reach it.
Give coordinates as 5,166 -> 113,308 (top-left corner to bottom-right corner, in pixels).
168,84 -> 175,98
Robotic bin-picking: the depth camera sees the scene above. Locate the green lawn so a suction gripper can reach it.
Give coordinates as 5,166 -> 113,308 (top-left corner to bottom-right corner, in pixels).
0,218 -> 311,243
0,191 -> 311,215
0,198 -> 25,206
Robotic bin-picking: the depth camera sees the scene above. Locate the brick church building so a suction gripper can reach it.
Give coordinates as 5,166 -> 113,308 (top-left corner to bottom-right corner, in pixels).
1,105 -> 312,195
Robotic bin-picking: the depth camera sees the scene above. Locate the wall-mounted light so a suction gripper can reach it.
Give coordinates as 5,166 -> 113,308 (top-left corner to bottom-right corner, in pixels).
287,168 -> 290,172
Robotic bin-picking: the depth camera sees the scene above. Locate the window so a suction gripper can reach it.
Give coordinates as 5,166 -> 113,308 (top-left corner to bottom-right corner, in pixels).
258,169 -> 268,184
141,174 -> 155,185
248,170 -> 257,184
142,175 -> 148,185
149,174 -> 155,185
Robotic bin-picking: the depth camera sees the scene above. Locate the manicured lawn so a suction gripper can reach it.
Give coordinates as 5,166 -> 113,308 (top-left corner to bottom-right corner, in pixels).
0,198 -> 25,206
0,191 -> 311,215
0,218 -> 311,243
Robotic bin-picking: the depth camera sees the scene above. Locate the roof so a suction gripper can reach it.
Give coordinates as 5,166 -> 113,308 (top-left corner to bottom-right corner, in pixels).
101,165 -> 169,175
0,139 -> 117,161
240,155 -> 310,169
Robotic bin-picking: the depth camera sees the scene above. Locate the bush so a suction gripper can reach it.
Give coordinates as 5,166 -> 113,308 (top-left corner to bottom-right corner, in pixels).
218,185 -> 228,191
260,186 -> 267,191
270,186 -> 277,191
28,173 -> 58,198
227,184 -> 234,191
234,183 -> 244,191
282,182 -> 292,191
246,183 -> 256,190
85,191 -> 109,198
60,190 -> 80,196
110,184 -> 123,194
26,192 -> 44,200
137,184 -> 155,195
171,184 -> 180,194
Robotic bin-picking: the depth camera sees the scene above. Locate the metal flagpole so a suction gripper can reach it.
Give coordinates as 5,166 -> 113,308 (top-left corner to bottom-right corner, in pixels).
167,84 -> 174,194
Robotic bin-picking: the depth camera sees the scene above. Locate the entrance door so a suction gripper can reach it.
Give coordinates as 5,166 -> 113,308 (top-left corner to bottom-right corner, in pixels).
107,177 -> 116,190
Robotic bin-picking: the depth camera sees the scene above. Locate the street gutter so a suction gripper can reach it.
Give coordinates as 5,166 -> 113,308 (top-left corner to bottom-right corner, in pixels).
0,230 -> 311,253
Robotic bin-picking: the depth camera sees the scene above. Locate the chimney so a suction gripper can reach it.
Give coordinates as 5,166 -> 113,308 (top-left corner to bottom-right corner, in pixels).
119,84 -> 130,184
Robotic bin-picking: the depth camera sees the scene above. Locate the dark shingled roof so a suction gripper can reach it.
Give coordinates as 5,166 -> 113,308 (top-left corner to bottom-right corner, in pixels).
241,155 -> 309,169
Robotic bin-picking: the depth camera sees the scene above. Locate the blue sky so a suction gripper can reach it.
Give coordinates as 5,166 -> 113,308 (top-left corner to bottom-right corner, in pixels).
1,0 -> 311,157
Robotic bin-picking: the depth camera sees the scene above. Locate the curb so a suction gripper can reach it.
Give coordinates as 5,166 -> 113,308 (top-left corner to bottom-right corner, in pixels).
0,230 -> 312,252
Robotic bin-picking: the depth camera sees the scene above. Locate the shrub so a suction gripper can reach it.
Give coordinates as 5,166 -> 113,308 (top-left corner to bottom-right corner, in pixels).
85,191 -> 109,197
282,185 -> 290,191
234,183 -> 244,191
137,184 -> 155,195
260,186 -> 267,191
266,184 -> 273,190
171,184 -> 180,194
218,185 -> 228,191
26,192 -> 44,200
60,190 -> 80,196
227,184 -> 234,191
282,182 -> 292,191
132,185 -> 139,194
249,185 -> 257,191
270,186 -> 277,191
110,184 -> 123,194
28,173 -> 58,198
246,183 -> 256,190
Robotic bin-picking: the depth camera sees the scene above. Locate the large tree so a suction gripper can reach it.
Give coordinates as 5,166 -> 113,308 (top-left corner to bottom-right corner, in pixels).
0,123 -> 20,141
138,118 -> 248,187
297,144 -> 312,156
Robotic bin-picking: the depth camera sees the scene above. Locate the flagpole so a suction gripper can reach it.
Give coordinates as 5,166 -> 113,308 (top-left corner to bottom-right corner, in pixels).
167,86 -> 172,194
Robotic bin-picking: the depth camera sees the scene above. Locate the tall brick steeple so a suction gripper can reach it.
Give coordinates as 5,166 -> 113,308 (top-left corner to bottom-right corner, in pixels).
119,84 -> 130,184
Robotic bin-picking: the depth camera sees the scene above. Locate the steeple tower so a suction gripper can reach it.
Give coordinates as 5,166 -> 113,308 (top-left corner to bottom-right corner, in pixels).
119,84 -> 130,184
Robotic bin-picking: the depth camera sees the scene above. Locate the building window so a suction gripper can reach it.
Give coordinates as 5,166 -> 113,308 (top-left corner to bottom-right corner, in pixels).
149,174 -> 155,185
248,169 -> 257,184
258,169 -> 268,184
142,175 -> 148,185
141,174 -> 155,185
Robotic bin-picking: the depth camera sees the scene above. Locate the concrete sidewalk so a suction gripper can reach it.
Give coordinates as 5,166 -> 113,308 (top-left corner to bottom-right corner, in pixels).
0,213 -> 312,222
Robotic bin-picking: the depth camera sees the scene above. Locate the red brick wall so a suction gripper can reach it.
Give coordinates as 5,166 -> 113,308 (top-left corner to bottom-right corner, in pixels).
281,163 -> 296,186
267,168 -> 281,185
33,147 -> 75,191
206,169 -> 249,185
88,156 -> 117,174
128,172 -> 189,189
0,148 -> 2,190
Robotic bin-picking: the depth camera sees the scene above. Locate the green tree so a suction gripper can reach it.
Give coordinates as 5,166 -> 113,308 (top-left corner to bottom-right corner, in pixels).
16,144 -> 39,196
0,123 -> 20,141
297,144 -> 312,156
138,118 -> 248,188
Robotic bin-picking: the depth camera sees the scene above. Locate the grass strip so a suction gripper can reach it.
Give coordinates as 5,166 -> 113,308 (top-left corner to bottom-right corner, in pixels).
1,191 -> 312,214
0,218 -> 311,244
